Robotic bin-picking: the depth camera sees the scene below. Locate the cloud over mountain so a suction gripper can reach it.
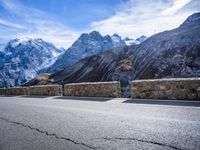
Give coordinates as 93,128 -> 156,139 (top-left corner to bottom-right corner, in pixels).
91,0 -> 200,38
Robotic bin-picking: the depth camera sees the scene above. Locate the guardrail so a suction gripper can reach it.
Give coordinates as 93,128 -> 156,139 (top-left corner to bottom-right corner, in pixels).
131,78 -> 200,100
64,81 -> 121,98
0,85 -> 62,96
0,88 -> 5,95
0,82 -> 121,97
4,87 -> 29,95
28,85 -> 62,96
1,78 -> 199,100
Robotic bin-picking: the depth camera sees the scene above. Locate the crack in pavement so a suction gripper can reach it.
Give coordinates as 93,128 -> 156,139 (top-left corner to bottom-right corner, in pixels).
102,137 -> 183,150
0,117 -> 99,149
0,116 -> 185,150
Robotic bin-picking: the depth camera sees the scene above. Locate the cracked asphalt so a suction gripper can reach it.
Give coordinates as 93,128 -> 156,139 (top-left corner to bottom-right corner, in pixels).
0,96 -> 200,150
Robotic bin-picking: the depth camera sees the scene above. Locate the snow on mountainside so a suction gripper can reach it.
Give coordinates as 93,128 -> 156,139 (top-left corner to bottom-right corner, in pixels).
47,31 -> 146,73
123,35 -> 147,46
47,31 -> 127,72
134,35 -> 147,44
123,38 -> 135,46
0,42 -> 6,52
0,38 -> 64,88
111,33 -> 126,47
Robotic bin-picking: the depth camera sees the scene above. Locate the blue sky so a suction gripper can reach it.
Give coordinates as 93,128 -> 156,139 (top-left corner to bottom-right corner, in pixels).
14,0 -> 123,29
0,0 -> 200,48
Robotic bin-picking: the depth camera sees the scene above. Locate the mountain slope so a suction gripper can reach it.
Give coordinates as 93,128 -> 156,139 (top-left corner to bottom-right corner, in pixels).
132,12 -> 200,79
0,38 -> 64,88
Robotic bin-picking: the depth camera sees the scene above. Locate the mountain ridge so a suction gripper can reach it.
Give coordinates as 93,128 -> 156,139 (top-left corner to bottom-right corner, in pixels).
0,38 -> 64,88
0,32 -> 144,88
47,31 -> 145,73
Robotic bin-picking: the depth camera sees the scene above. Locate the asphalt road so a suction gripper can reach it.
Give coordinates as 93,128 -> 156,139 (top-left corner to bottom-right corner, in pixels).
0,96 -> 200,150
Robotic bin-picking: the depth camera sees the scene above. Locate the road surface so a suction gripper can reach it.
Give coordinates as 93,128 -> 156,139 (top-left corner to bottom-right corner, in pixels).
0,96 -> 200,150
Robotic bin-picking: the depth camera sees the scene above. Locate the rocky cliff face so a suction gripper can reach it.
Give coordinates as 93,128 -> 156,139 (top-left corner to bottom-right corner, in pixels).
133,12 -> 200,79
30,45 -> 137,97
47,31 -> 146,73
31,12 -> 199,97
0,38 -> 64,88
47,31 -> 127,72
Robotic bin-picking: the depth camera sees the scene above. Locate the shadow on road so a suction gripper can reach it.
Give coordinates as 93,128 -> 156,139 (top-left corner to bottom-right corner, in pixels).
123,99 -> 200,107
18,95 -> 51,99
0,95 -> 17,97
53,96 -> 112,102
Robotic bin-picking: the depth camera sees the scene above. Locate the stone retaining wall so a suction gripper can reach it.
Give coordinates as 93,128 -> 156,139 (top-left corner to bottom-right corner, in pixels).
131,78 -> 200,100
64,82 -> 121,97
5,87 -> 28,95
0,88 -> 5,95
28,85 -> 62,96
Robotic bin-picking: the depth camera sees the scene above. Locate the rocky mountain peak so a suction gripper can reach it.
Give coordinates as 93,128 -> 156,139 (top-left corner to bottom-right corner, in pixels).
135,35 -> 147,44
0,38 -> 64,88
112,33 -> 120,37
47,31 -> 127,72
123,35 -> 147,46
138,35 -> 147,39
124,37 -> 132,41
111,33 -> 122,40
89,30 -> 101,36
76,31 -> 104,44
8,37 -> 48,47
111,33 -> 124,47
181,12 -> 200,27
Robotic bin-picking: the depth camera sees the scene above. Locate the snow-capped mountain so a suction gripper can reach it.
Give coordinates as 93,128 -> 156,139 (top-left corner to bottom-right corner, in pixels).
123,35 -> 147,46
0,31 -> 146,88
123,38 -> 135,46
0,38 -> 64,88
111,33 -> 126,47
134,35 -> 147,44
0,42 -> 6,52
47,31 -> 126,72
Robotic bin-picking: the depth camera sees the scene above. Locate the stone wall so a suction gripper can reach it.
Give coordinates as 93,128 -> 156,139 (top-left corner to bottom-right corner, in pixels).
28,85 -> 62,96
5,87 -> 28,95
64,81 -> 121,97
131,78 -> 200,100
0,88 -> 5,95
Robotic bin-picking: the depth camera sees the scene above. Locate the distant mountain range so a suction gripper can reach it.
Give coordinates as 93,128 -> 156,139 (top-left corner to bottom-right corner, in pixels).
0,33 -> 146,88
25,12 -> 200,97
47,31 -> 147,72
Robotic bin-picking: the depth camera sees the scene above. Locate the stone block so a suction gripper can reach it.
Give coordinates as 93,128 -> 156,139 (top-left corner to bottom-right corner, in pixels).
28,85 -> 62,96
131,78 -> 200,100
64,81 -> 121,97
5,87 -> 29,95
0,88 -> 5,95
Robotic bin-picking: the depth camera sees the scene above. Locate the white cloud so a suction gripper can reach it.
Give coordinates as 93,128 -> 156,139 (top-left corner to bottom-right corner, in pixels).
0,0 -> 80,48
90,0 -> 200,39
162,0 -> 192,15
0,19 -> 25,29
